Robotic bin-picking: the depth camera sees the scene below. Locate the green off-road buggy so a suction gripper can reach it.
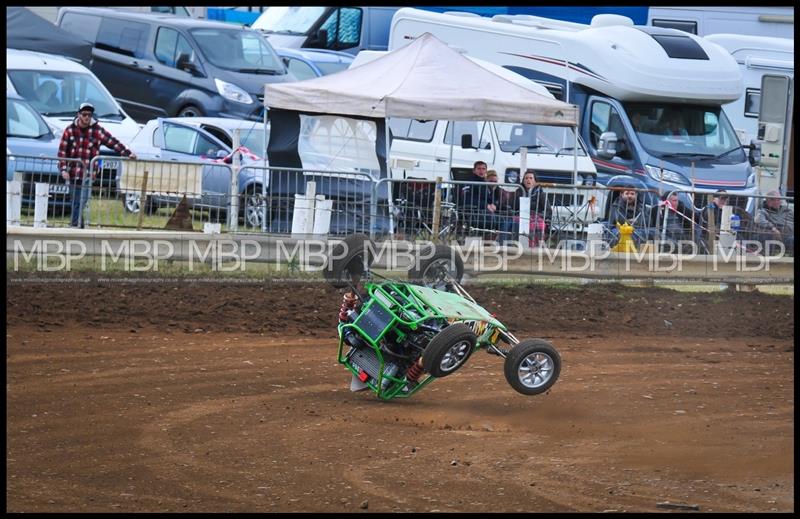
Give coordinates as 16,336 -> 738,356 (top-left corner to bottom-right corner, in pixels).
324,235 -> 561,401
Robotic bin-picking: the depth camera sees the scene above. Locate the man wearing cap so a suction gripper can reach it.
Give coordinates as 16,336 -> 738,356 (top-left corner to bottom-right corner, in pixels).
58,102 -> 137,228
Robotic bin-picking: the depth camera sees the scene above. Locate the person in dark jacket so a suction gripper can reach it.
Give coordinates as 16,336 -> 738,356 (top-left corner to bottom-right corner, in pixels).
58,102 -> 136,228
607,188 -> 654,246
513,170 -> 549,246
656,191 -> 697,252
754,190 -> 794,255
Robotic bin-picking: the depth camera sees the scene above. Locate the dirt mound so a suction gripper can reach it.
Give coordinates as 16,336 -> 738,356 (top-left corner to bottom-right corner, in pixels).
6,276 -> 794,340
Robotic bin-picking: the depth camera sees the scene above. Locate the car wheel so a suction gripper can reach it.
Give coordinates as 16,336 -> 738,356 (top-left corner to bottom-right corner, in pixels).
503,339 -> 561,396
324,233 -> 373,288
241,185 -> 266,228
122,193 -> 154,214
177,105 -> 203,118
409,243 -> 464,291
422,323 -> 477,378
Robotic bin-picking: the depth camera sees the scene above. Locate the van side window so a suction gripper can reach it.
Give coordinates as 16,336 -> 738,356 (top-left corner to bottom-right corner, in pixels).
96,18 -> 149,58
590,102 -> 631,159
155,28 -> 193,68
319,7 -> 363,50
60,13 -> 101,43
445,121 -> 491,149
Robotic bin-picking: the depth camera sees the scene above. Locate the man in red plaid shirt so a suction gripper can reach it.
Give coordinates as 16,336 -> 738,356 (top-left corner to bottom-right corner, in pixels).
58,102 -> 137,228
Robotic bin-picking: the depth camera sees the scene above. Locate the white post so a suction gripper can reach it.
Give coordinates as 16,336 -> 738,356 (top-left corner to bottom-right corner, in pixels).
34,183 -> 49,228
518,196 -> 531,250
291,181 -> 317,237
312,195 -> 333,236
519,146 -> 527,177
717,205 -> 735,253
228,129 -> 241,231
6,180 -> 22,226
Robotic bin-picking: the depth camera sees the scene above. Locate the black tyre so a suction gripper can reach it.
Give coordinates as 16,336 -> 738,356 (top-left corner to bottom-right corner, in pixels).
177,105 -> 203,118
503,339 -> 561,396
409,243 -> 464,291
324,234 -> 373,288
422,323 -> 477,378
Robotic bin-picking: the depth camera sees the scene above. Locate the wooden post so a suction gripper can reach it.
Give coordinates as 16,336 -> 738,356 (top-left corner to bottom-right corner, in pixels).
137,170 -> 149,231
431,176 -> 443,243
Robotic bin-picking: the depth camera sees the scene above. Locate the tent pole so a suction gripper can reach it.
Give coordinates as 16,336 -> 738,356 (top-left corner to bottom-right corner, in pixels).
384,117 -> 393,241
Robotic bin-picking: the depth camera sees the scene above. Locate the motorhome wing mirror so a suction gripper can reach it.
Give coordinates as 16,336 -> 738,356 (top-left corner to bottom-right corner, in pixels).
748,139 -> 762,166
597,131 -> 618,159
460,134 -> 475,149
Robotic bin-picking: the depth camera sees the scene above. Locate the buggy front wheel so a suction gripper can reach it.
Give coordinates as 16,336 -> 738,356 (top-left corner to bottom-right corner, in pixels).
503,339 -> 561,395
422,323 -> 477,378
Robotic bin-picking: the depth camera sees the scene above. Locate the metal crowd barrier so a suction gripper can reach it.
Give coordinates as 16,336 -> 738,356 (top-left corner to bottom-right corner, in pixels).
237,165 -> 378,235
7,153 -> 793,258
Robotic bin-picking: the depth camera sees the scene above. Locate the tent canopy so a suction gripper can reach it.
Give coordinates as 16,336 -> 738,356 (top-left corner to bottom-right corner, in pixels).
6,7 -> 93,65
263,33 -> 578,126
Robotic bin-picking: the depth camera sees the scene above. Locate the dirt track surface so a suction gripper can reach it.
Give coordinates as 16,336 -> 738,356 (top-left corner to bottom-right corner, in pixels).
6,279 -> 795,512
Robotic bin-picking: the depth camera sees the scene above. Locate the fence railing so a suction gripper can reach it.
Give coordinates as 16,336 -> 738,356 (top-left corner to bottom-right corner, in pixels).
7,154 -> 794,258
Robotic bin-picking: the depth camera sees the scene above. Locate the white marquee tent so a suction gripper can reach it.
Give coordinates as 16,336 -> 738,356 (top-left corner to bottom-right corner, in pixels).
262,32 -> 578,126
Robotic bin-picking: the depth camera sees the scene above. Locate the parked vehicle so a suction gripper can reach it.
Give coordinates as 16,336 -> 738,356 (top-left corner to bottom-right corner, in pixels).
274,47 -> 354,80
6,93 -> 68,210
119,117 -> 266,224
647,6 -> 794,38
6,48 -> 141,192
704,34 -> 793,145
251,6 -> 399,55
389,8 -> 760,212
56,7 -> 295,123
6,49 -> 141,144
119,117 -> 349,227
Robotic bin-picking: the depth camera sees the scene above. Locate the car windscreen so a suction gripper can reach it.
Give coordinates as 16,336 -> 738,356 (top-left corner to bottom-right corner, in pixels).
7,97 -> 52,139
7,70 -> 123,120
251,6 -> 327,35
190,28 -> 284,74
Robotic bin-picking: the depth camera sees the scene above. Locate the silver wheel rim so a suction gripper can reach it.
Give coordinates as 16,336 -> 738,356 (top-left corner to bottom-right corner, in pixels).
439,340 -> 471,372
423,258 -> 455,289
125,193 -> 140,213
180,108 -> 199,117
244,193 -> 263,227
518,352 -> 555,389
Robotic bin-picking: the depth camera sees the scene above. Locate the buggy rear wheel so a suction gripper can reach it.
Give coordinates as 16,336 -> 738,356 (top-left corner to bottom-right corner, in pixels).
324,233 -> 373,288
409,243 -> 464,291
503,339 -> 561,396
422,323 -> 477,378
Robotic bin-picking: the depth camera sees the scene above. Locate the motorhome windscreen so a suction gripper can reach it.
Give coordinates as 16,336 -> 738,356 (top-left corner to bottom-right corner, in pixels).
495,122 -> 587,156
623,102 -> 745,161
251,6 -> 327,34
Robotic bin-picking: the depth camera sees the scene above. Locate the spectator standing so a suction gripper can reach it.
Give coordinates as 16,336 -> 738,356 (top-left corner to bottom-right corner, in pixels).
58,102 -> 136,228
515,170 -> 549,246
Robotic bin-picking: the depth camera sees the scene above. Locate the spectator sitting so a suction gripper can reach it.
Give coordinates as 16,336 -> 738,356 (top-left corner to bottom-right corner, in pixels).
656,191 -> 697,252
513,170 -> 549,247
754,190 -> 794,256
485,169 -> 516,244
607,188 -> 655,247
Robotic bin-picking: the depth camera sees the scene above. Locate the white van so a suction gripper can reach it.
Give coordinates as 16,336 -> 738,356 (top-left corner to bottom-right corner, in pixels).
704,34 -> 793,145
6,48 -> 141,145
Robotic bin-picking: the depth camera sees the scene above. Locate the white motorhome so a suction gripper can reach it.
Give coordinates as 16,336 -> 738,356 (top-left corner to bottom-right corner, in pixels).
390,8 -> 760,213
704,34 -> 793,145
647,6 -> 794,38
